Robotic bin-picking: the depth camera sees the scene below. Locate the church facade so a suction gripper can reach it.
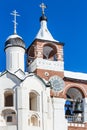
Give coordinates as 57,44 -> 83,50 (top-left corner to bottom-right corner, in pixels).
0,3 -> 87,130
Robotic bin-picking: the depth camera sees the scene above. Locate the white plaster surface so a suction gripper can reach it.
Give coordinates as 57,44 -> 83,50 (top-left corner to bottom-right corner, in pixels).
36,20 -> 59,42
64,70 -> 87,80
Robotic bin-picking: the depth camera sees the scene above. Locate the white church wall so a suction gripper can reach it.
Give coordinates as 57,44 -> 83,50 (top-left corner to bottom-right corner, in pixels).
0,90 -> 4,109
0,79 -> 15,110
83,98 -> 87,122
17,84 -> 29,130
16,76 -> 48,130
0,125 -> 17,130
0,73 -> 20,111
47,97 -> 53,130
0,72 -> 21,128
0,77 -> 16,90
52,98 -> 68,130
28,126 -> 41,130
0,72 -> 20,90
17,84 -> 29,109
17,109 -> 28,130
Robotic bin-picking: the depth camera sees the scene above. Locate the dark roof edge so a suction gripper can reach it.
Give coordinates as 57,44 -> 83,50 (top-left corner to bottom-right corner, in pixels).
64,76 -> 87,84
0,70 -> 22,81
4,45 -> 26,51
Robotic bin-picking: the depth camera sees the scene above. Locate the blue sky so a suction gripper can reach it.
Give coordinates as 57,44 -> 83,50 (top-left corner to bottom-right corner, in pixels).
0,0 -> 87,73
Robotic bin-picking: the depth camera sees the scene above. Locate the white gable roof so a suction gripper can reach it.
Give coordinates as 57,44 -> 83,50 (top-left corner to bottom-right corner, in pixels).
35,20 -> 59,42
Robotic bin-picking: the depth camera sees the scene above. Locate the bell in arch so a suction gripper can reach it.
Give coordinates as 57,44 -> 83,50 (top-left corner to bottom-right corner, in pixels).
74,99 -> 83,113
65,100 -> 72,115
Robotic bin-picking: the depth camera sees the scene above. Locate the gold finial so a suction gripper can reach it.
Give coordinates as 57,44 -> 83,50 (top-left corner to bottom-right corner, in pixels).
40,3 -> 47,15
11,10 -> 20,34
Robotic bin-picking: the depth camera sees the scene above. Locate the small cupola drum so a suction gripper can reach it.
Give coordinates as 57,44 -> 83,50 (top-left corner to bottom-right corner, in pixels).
5,10 -> 25,72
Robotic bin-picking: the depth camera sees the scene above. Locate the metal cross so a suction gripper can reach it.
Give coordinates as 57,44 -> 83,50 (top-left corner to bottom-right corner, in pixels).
11,10 -> 20,34
40,3 -> 47,15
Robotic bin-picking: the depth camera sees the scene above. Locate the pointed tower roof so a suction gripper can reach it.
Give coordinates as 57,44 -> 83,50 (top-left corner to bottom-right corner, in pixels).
35,3 -> 59,42
5,10 -> 25,50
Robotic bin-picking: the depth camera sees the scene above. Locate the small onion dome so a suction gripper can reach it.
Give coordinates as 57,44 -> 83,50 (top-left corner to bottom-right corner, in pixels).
5,34 -> 25,50
40,15 -> 47,22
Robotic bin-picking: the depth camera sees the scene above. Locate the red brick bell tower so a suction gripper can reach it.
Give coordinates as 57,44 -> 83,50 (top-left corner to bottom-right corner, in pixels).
26,3 -> 64,81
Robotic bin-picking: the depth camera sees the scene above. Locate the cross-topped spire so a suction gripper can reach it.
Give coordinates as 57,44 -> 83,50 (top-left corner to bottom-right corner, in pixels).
40,3 -> 47,15
11,10 -> 20,34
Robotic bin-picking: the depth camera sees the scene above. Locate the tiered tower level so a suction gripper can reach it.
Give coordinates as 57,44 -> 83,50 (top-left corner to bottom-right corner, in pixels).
27,3 -> 64,80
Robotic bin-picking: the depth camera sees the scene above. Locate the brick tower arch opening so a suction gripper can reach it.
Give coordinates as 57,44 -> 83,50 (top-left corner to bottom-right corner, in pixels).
43,43 -> 57,60
64,85 -> 86,123
27,45 -> 35,64
64,84 -> 86,99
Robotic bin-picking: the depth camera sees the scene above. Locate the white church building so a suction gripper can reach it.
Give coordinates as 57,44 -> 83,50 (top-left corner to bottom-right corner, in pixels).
0,3 -> 87,130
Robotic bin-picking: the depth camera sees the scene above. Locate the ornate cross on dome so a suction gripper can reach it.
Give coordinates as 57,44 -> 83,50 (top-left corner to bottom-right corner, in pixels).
11,10 -> 20,34
40,3 -> 47,15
